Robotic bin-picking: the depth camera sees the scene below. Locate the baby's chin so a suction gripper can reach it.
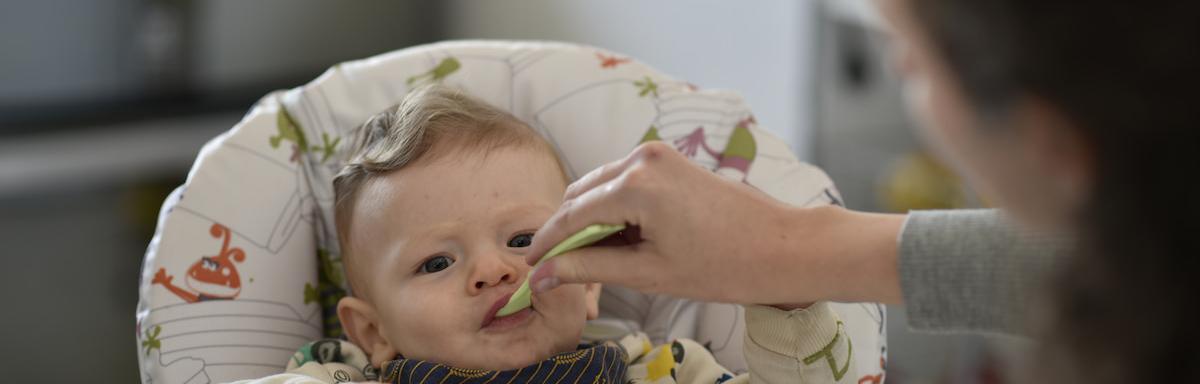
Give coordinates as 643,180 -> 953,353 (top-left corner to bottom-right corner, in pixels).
439,334 -> 581,371
432,347 -> 551,371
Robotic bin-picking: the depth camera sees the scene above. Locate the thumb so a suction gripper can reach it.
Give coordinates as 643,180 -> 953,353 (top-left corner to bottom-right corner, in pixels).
529,246 -> 644,293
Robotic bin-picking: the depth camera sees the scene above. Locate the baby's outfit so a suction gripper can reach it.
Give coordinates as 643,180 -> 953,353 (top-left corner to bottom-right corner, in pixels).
233,302 -> 857,383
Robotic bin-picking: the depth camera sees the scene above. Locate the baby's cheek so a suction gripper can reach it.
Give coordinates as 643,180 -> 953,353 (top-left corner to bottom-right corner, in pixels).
542,285 -> 590,332
383,294 -> 462,357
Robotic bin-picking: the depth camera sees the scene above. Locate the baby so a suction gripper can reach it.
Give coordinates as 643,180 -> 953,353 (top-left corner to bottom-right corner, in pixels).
238,85 -> 857,384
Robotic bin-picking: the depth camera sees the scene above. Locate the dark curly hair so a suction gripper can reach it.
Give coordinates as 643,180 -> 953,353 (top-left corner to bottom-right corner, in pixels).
907,0 -> 1199,382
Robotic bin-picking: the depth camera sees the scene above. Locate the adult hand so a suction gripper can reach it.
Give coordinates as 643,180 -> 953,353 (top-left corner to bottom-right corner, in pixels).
526,142 -> 907,306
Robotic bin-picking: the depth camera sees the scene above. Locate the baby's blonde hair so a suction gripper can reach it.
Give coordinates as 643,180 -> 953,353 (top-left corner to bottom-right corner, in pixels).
333,85 -> 563,297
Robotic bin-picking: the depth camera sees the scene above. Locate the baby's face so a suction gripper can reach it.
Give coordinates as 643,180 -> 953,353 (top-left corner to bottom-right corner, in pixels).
341,144 -> 599,371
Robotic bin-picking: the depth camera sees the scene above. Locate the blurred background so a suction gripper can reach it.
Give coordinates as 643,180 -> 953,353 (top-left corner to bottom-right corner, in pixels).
0,0 -> 1027,382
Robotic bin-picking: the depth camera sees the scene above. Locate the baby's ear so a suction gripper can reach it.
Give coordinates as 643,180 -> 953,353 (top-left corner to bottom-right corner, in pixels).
337,296 -> 398,367
583,283 -> 602,320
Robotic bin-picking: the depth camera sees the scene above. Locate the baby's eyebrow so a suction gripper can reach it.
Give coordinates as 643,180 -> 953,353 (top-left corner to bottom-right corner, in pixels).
382,203 -> 553,258
491,202 -> 556,221
405,220 -> 465,241
377,232 -> 440,267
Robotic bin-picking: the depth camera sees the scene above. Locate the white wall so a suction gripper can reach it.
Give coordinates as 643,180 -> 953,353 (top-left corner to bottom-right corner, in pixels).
442,0 -> 817,160
0,0 -> 144,104
192,0 -> 432,93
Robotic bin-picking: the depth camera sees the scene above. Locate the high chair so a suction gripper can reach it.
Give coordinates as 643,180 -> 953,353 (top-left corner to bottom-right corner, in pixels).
136,40 -> 886,383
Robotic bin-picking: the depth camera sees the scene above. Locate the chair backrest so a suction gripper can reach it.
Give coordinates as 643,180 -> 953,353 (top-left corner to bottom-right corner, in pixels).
136,40 -> 885,383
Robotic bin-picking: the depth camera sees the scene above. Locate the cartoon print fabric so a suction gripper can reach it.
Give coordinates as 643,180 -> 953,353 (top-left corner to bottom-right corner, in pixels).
136,41 -> 885,383
152,224 -> 246,303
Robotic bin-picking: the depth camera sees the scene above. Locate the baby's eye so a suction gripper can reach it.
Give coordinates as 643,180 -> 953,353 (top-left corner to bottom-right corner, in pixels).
507,233 -> 534,248
420,255 -> 454,274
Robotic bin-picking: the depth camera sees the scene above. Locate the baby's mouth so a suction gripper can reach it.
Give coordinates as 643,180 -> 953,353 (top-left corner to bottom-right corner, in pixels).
482,292 -> 534,330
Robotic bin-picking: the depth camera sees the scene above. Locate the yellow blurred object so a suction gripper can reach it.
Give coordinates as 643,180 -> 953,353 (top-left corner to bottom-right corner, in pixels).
879,152 -> 973,212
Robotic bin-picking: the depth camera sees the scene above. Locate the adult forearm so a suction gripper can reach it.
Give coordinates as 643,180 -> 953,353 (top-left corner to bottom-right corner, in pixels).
771,206 -> 907,306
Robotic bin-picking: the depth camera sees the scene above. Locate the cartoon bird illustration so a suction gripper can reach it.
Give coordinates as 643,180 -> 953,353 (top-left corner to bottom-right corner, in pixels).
313,132 -> 341,163
637,118 -> 759,182
152,223 -> 247,303
141,325 -> 162,356
271,108 -> 308,150
596,52 -> 631,69
270,108 -> 340,163
714,118 -> 757,182
673,127 -> 716,160
406,57 -> 462,86
271,108 -> 309,163
634,76 -> 659,98
638,125 -> 662,144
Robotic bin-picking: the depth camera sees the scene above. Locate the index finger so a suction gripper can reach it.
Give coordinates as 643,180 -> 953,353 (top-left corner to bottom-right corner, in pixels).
526,177 -> 636,265
564,141 -> 674,201
562,155 -> 632,202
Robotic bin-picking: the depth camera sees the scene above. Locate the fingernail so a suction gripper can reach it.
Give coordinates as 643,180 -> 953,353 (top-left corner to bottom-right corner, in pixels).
534,276 -> 560,293
531,262 -> 559,293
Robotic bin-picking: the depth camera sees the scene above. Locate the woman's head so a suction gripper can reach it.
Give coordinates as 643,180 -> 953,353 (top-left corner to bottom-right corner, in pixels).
881,0 -> 1199,381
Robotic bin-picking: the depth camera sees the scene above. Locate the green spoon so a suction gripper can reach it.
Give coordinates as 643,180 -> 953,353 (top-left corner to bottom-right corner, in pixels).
495,223 -> 626,317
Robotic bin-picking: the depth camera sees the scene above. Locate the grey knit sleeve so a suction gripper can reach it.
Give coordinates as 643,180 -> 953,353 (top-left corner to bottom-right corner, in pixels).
898,209 -> 1070,335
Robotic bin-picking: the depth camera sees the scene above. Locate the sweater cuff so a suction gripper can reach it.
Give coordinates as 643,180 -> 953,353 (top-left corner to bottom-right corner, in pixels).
899,209 -> 1067,334
743,302 -> 840,357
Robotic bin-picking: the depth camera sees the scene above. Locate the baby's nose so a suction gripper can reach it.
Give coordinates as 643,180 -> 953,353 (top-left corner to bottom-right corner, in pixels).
474,271 -> 514,290
471,254 -> 528,291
